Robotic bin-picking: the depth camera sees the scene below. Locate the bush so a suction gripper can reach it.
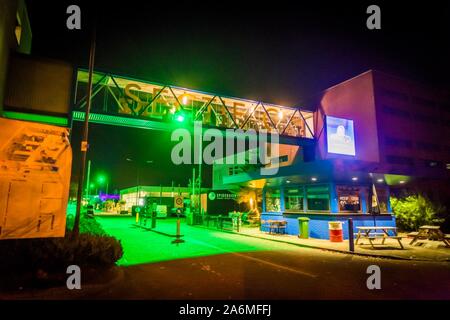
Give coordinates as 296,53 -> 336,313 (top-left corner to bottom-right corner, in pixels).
66,212 -> 106,236
391,195 -> 445,231
0,213 -> 123,289
0,233 -> 123,273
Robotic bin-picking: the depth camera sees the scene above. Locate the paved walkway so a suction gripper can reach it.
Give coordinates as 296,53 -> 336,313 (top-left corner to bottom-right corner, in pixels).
98,217 -> 450,262
232,226 -> 450,261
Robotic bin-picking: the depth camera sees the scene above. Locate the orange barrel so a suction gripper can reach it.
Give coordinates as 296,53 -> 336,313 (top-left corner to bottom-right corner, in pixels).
328,221 -> 343,242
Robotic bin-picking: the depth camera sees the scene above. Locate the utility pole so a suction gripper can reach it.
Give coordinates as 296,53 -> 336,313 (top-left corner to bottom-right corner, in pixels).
85,160 -> 91,201
73,27 -> 96,236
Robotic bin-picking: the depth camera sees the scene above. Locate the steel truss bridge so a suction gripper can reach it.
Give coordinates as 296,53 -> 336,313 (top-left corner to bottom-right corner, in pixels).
72,69 -> 316,146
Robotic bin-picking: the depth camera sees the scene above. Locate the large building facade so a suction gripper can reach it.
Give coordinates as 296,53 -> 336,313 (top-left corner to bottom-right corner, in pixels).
1,1 -> 448,240
214,70 -> 450,239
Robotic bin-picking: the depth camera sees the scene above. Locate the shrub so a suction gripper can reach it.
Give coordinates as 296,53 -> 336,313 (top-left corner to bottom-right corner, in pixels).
391,195 -> 445,231
0,213 -> 123,289
0,233 -> 123,274
66,211 -> 106,235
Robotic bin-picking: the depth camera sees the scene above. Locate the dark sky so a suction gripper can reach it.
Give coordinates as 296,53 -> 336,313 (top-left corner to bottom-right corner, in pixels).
25,0 -> 450,190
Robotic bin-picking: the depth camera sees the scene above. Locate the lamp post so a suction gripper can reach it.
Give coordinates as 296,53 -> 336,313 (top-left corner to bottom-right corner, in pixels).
73,26 -> 96,236
126,158 -> 153,206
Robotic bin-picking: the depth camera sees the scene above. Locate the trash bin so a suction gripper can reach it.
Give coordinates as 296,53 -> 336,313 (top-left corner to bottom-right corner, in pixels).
298,217 -> 310,239
328,221 -> 343,242
86,204 -> 94,217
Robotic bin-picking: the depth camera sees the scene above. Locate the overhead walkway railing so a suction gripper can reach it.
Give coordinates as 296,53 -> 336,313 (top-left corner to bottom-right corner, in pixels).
73,69 -> 315,138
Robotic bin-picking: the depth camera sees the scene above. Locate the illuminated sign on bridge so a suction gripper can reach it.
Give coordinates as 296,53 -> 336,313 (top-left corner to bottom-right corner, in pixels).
73,70 -> 315,140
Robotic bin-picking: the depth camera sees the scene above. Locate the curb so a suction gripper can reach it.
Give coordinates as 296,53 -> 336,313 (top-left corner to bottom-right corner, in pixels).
0,266 -> 125,300
195,225 -> 450,263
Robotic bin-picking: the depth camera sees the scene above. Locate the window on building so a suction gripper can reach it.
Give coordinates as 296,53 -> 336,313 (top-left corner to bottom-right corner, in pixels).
416,141 -> 441,152
284,187 -> 304,211
386,155 -> 414,166
382,105 -> 410,118
265,188 -> 281,212
412,113 -> 437,125
380,88 -> 409,102
337,186 -> 361,212
385,137 -> 412,149
306,185 -> 330,211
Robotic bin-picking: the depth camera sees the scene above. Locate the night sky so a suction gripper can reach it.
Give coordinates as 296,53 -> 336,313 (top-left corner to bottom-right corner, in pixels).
25,1 -> 450,191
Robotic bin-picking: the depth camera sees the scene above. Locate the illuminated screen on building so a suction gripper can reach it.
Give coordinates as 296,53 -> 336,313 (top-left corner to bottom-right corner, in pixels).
326,116 -> 356,156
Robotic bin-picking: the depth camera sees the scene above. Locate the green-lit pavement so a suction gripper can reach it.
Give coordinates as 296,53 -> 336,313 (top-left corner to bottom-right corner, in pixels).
90,217 -> 450,300
97,217 -> 306,266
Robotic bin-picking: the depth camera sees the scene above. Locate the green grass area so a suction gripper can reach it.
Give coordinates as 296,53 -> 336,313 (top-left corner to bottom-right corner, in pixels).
96,217 -> 284,266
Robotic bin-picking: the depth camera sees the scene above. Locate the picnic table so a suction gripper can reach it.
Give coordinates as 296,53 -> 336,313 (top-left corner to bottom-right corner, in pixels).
355,226 -> 404,249
262,220 -> 287,234
409,225 -> 450,247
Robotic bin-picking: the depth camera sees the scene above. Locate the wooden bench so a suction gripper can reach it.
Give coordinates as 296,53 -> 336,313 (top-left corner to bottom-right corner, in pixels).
354,232 -> 385,237
409,226 -> 450,247
407,232 -> 419,237
361,236 -> 404,249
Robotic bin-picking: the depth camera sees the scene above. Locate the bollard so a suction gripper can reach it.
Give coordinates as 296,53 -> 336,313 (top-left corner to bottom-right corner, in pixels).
348,218 -> 354,252
171,218 -> 185,244
136,212 -> 139,224
151,210 -> 157,228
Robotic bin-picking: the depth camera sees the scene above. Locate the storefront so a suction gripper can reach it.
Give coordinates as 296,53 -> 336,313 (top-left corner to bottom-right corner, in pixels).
261,181 -> 395,239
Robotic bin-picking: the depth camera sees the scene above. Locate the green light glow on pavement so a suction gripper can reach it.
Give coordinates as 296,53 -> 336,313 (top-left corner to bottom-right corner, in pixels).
96,217 -> 289,267
3,111 -> 68,126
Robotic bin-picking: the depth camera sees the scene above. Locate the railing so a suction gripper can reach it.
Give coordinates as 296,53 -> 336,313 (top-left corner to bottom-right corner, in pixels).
74,69 -> 315,138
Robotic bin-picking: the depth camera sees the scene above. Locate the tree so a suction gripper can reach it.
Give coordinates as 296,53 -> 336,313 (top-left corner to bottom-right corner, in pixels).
391,195 -> 445,231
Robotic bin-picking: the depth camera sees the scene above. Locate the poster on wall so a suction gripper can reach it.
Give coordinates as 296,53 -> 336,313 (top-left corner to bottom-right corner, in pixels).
0,118 -> 72,240
326,115 -> 356,156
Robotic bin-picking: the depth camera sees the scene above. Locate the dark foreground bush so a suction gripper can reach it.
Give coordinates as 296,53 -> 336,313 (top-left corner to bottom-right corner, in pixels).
0,232 -> 123,274
66,211 -> 106,236
0,213 -> 123,290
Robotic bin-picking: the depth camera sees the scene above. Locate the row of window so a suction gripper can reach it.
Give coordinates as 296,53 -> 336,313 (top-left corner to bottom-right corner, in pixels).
384,137 -> 444,152
265,185 -> 330,212
265,185 -> 390,213
382,104 -> 450,127
380,88 -> 449,113
385,155 -> 446,168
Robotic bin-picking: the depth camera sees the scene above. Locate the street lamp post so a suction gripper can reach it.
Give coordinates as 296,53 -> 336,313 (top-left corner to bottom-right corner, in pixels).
73,26 -> 96,236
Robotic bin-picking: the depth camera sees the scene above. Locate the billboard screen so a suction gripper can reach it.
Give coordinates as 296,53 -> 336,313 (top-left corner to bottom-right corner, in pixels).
326,116 -> 356,156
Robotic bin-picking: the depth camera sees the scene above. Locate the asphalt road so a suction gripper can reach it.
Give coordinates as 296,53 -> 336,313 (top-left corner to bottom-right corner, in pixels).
4,218 -> 448,300
91,234 -> 450,300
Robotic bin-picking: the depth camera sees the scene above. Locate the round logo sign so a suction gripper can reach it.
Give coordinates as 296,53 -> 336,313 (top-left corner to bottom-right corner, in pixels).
174,196 -> 184,208
208,192 -> 216,201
